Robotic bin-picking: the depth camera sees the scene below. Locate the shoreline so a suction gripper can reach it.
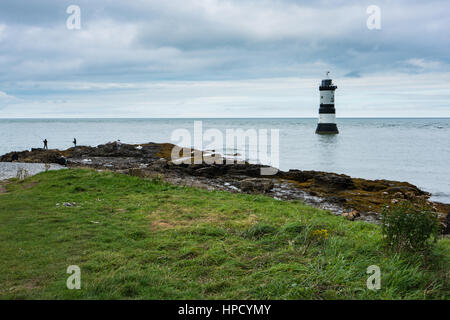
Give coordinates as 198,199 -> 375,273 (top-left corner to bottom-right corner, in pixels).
1,141 -> 449,233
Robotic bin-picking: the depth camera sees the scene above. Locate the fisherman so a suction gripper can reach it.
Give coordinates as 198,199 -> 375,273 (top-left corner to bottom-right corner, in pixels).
116,139 -> 121,151
43,139 -> 48,150
73,138 -> 77,148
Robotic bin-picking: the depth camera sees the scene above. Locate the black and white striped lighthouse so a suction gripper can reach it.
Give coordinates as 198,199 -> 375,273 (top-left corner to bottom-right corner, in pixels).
315,72 -> 339,134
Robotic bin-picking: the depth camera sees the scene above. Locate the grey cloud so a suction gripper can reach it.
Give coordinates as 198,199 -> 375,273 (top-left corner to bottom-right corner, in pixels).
0,0 -> 449,83
344,71 -> 361,78
0,0 -> 449,117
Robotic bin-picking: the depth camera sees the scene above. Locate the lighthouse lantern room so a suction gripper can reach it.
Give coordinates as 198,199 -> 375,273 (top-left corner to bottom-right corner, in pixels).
315,72 -> 339,134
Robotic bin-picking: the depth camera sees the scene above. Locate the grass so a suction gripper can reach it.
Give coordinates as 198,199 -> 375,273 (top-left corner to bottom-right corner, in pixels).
0,169 -> 448,299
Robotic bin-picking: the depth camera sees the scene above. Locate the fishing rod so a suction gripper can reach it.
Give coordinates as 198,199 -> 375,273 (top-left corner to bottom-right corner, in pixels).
33,133 -> 44,141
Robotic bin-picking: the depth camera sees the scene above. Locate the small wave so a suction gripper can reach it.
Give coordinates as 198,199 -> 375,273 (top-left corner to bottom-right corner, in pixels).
429,192 -> 450,204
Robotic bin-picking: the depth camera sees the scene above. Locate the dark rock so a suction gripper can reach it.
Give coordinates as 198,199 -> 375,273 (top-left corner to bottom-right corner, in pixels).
149,158 -> 168,171
386,186 -> 419,195
56,157 -> 67,166
194,165 -> 227,177
226,164 -> 262,177
328,196 -> 347,203
313,173 -> 355,190
0,149 -> 65,164
279,170 -> 315,182
358,180 -> 389,192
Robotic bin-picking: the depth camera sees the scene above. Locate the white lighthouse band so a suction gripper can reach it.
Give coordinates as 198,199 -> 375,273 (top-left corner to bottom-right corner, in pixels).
316,77 -> 339,134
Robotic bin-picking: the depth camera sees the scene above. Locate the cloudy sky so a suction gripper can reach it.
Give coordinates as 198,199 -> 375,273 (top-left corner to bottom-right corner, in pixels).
0,0 -> 449,118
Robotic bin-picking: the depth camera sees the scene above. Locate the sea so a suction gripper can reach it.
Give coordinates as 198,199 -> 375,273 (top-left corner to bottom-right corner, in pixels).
0,118 -> 449,203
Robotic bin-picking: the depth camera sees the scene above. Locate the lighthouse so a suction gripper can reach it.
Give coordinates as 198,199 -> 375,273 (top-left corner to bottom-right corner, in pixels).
316,72 -> 339,134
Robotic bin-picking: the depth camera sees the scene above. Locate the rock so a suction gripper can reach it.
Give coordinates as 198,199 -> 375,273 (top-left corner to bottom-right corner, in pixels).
313,173 -> 355,190
226,164 -> 261,177
62,202 -> 77,207
328,196 -> 347,203
393,192 -> 404,199
240,178 -> 274,193
359,180 -> 389,192
280,170 -> 356,191
56,157 -> 67,166
129,168 -> 146,177
404,191 -> 416,200
0,149 -> 65,164
193,165 -> 227,177
0,142 -> 170,164
343,210 -> 360,221
279,170 -> 315,182
149,158 -> 168,171
386,186 -> 422,195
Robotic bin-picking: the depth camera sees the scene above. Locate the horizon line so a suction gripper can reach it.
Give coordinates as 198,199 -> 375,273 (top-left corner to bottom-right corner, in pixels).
1,117 -> 450,120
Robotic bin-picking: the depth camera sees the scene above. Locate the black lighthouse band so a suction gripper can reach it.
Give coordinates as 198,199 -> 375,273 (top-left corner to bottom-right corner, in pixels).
319,104 -> 336,114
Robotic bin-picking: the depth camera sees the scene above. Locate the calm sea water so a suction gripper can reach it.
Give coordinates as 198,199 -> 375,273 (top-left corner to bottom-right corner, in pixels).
0,118 -> 449,203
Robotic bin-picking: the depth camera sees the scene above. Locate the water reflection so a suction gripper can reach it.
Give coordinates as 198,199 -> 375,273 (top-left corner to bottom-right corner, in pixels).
316,134 -> 339,167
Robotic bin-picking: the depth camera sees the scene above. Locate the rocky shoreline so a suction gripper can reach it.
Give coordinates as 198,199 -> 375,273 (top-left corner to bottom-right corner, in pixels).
1,141 -> 449,233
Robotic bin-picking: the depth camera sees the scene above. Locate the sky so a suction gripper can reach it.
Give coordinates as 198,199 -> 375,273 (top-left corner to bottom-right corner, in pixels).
0,0 -> 449,118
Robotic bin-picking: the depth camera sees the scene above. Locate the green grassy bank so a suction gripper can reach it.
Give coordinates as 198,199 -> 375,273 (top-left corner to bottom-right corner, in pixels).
0,169 -> 448,299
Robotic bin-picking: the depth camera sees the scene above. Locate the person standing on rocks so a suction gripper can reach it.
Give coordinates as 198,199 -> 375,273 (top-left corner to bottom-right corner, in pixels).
73,138 -> 77,148
43,139 -> 48,150
116,139 -> 121,151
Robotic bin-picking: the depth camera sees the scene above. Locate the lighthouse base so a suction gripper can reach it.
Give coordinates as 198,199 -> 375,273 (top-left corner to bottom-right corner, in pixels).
315,123 -> 339,134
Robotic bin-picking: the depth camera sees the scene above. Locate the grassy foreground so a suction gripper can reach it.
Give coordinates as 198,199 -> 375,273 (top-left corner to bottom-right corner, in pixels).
0,169 -> 448,299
